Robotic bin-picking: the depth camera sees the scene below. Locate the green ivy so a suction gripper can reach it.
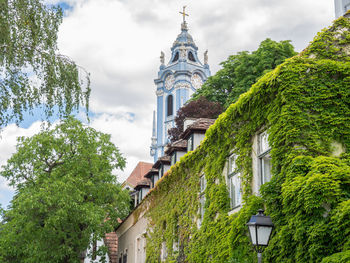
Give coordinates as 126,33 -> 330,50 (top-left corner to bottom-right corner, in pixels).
139,14 -> 350,263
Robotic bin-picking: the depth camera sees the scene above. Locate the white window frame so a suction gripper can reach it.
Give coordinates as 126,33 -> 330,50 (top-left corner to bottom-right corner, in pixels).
227,154 -> 241,209
159,164 -> 164,178
258,131 -> 272,185
138,190 -> 142,204
171,152 -> 176,166
345,3 -> 350,12
187,134 -> 194,152
173,222 -> 179,252
160,241 -> 168,261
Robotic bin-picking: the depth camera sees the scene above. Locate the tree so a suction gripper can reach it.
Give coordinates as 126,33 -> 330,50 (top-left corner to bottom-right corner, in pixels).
0,117 -> 130,263
0,0 -> 90,127
192,38 -> 297,109
168,96 -> 223,142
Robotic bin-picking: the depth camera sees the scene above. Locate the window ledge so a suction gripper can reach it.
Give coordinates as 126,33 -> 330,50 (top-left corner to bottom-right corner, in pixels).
228,205 -> 242,216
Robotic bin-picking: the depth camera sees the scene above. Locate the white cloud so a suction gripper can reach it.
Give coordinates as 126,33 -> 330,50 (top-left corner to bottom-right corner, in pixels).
89,112 -> 153,183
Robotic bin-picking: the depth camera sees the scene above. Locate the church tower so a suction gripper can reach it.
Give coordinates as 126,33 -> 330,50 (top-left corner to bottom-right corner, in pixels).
150,7 -> 211,162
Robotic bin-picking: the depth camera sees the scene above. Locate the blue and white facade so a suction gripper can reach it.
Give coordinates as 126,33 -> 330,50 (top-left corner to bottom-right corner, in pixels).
335,0 -> 350,18
150,20 -> 211,162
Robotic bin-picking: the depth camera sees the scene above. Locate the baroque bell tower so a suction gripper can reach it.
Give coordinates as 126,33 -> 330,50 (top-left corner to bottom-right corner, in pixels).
150,7 -> 211,162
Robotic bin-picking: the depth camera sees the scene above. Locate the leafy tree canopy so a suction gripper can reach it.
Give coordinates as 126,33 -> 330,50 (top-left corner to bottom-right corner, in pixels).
0,0 -> 90,128
168,96 -> 223,142
192,38 -> 297,108
0,117 -> 130,263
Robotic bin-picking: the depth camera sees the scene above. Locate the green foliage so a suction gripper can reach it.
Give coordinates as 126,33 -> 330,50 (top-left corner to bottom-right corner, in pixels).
168,96 -> 223,142
0,0 -> 90,127
0,117 -> 130,263
140,15 -> 350,263
192,38 -> 297,109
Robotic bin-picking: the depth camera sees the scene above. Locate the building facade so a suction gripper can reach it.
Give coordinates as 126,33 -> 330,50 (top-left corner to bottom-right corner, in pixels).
117,13 -> 350,262
150,16 -> 211,162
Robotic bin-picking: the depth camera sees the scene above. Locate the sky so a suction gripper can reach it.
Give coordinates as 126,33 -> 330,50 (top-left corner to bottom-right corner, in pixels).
0,0 -> 335,209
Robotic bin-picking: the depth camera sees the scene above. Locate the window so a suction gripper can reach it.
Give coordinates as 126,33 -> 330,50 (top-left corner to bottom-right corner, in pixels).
138,190 -> 142,203
173,221 -> 179,252
171,152 -> 176,166
199,175 -> 206,226
159,165 -> 164,178
345,4 -> 350,12
172,52 -> 179,63
167,95 -> 173,117
187,134 -> 194,152
228,154 -> 241,209
160,242 -> 168,261
188,51 -> 196,62
151,174 -> 159,188
136,236 -> 146,263
258,131 -> 272,185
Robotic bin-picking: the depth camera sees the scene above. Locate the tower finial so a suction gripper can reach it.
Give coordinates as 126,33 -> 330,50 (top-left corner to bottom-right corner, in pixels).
179,6 -> 189,23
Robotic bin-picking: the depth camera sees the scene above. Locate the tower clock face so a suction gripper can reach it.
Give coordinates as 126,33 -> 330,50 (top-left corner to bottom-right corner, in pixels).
191,73 -> 203,90
164,74 -> 175,90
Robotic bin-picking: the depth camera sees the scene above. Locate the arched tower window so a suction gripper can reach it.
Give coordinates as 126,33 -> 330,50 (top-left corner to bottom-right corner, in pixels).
188,51 -> 196,62
167,95 -> 173,116
172,52 -> 179,63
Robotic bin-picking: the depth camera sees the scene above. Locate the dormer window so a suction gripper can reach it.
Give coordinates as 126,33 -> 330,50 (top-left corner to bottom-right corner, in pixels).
188,51 -> 196,62
138,190 -> 142,204
187,134 -> 194,152
151,173 -> 159,188
159,165 -> 164,178
172,52 -> 179,63
345,3 -> 350,12
171,152 -> 176,166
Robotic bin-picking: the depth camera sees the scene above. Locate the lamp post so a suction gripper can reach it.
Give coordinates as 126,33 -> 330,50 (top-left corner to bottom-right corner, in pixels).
246,209 -> 274,263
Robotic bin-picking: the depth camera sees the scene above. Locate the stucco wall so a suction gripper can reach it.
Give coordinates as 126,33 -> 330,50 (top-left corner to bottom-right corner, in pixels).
116,215 -> 149,263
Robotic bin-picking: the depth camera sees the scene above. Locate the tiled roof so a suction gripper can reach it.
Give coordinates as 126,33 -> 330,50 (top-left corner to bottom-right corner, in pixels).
181,118 -> 216,139
165,139 -> 187,155
125,162 -> 153,188
144,168 -> 159,178
135,178 -> 151,190
153,155 -> 171,168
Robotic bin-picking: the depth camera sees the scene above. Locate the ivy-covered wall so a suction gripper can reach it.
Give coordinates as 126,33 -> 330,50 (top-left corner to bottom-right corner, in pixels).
140,14 -> 350,263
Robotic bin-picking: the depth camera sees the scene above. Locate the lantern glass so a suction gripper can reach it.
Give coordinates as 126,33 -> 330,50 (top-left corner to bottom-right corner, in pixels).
248,225 -> 257,245
257,225 -> 273,246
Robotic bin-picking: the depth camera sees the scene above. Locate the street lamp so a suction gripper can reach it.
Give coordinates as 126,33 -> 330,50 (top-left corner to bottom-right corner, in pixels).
246,209 -> 274,263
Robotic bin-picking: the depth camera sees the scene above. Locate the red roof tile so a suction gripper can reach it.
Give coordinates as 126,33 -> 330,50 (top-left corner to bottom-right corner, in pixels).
125,162 -> 153,188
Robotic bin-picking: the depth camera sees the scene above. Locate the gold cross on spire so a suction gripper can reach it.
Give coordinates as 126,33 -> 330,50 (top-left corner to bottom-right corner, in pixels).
179,6 -> 189,23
